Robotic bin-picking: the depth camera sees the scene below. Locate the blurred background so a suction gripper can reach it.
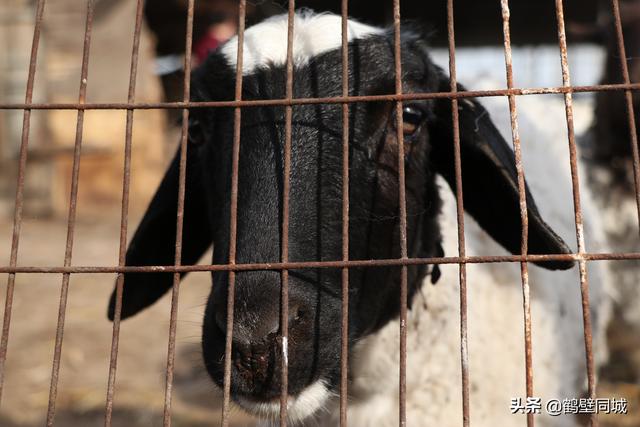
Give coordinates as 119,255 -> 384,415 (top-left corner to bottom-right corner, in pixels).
0,0 -> 638,426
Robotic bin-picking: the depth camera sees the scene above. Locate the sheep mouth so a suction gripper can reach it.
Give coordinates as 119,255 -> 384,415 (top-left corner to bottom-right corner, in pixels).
232,379 -> 334,422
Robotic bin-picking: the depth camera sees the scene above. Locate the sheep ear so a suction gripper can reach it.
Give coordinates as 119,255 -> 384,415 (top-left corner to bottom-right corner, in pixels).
428,82 -> 575,270
107,130 -> 212,321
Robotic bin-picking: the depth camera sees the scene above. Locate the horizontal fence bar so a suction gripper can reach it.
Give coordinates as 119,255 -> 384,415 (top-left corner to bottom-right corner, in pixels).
2,82 -> 640,111
1,251 -> 639,274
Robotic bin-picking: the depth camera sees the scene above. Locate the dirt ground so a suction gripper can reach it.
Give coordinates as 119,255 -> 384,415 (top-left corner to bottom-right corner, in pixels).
0,215 -> 255,427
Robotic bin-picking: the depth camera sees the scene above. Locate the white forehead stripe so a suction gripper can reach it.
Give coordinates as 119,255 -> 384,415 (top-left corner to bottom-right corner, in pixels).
221,12 -> 385,75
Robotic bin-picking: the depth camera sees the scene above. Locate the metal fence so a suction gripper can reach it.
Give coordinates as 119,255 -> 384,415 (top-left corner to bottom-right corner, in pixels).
0,0 -> 639,426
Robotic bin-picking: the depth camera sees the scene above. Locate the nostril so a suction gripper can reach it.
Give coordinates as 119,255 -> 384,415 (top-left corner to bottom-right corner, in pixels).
233,343 -> 270,382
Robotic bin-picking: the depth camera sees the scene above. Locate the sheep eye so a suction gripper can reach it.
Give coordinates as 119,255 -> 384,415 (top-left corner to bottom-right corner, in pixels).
292,307 -> 305,323
401,106 -> 425,136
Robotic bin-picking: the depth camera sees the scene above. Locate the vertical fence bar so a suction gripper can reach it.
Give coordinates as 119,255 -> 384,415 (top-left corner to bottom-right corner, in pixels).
0,0 -> 47,408
46,1 -> 96,424
221,1 -> 247,426
162,0 -> 195,425
280,2 -> 295,425
498,2 -> 534,426
104,0 -> 145,424
553,2 -> 598,426
340,1 -> 350,426
609,0 -> 640,230
391,1 -> 409,426
446,1 -> 470,426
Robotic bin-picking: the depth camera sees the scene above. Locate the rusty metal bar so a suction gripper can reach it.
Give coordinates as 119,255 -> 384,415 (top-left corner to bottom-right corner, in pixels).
498,2 -> 534,426
446,1 -> 470,426
2,83 -> 640,111
0,0 -> 47,409
391,0 -> 409,426
221,1 -> 246,426
162,0 -> 195,425
339,0 -> 350,425
553,2 -> 598,426
279,1 -> 296,425
1,250 -> 640,274
609,0 -> 640,231
46,1 -> 96,425
8,82 -> 640,110
104,0 -> 145,424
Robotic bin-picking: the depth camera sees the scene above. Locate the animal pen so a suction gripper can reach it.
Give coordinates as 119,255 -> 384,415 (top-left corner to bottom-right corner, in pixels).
0,0 -> 638,426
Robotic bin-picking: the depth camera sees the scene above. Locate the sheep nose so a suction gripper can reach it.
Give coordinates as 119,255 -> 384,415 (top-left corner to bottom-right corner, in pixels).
232,341 -> 273,384
215,302 -> 304,345
228,302 -> 305,388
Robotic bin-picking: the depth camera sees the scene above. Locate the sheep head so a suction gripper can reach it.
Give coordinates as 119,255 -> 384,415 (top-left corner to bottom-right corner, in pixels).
107,12 -> 574,422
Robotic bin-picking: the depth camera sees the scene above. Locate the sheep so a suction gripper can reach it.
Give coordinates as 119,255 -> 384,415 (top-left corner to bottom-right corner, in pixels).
107,11 -> 611,426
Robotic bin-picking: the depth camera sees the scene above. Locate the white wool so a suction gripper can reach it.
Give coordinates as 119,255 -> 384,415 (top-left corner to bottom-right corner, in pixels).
221,11 -> 384,75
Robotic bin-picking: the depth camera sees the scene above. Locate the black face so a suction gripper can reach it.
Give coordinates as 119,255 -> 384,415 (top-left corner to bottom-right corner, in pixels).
194,33 -> 444,401
108,24 -> 574,421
